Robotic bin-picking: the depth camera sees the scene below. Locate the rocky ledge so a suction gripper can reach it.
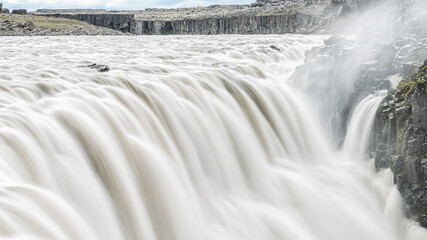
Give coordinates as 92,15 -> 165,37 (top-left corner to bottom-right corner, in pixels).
373,60 -> 427,227
0,13 -> 125,36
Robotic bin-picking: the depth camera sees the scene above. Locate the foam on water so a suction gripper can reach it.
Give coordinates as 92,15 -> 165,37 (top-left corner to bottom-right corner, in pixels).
0,35 -> 425,240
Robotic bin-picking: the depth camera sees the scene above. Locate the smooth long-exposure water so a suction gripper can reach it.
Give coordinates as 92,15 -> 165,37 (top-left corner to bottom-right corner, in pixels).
0,35 -> 426,240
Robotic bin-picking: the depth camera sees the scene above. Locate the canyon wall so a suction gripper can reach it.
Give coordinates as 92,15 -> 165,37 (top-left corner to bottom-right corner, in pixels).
39,11 -> 329,35
39,13 -> 135,32
134,13 -> 325,35
373,60 -> 427,228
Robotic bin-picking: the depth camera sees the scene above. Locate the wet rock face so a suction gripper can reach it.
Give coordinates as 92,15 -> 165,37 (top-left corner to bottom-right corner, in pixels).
373,60 -> 427,227
291,36 -> 401,145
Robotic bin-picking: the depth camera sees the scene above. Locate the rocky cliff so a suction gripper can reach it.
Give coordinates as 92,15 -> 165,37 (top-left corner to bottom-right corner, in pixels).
35,1 -> 336,35
373,60 -> 427,227
39,13 -> 135,32
134,13 -> 326,35
39,10 -> 331,35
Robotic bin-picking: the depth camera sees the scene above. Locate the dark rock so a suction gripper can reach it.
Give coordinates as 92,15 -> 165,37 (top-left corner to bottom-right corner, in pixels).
24,21 -> 35,30
270,45 -> 280,51
17,22 -> 24,28
12,9 -> 27,15
39,13 -> 134,33
372,59 -> 427,228
87,63 -> 110,72
251,2 -> 265,7
119,22 -> 129,29
134,13 -> 327,35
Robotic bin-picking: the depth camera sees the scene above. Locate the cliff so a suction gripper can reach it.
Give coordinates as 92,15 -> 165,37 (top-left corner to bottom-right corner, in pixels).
34,1 -> 337,35
134,13 -> 326,35
37,11 -> 331,35
39,13 -> 135,32
373,60 -> 427,227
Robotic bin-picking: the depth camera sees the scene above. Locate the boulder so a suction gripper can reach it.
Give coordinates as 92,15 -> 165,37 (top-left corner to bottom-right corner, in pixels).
24,21 -> 35,30
270,45 -> 280,51
87,63 -> 110,72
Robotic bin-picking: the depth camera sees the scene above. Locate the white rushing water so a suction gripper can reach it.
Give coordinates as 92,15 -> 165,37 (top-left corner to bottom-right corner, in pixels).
0,35 -> 426,240
343,90 -> 387,159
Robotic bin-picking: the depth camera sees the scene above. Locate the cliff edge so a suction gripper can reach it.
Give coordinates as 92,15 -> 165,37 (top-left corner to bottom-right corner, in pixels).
374,60 -> 427,227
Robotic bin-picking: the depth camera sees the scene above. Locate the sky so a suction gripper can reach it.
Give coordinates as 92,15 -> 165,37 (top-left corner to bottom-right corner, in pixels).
3,0 -> 254,10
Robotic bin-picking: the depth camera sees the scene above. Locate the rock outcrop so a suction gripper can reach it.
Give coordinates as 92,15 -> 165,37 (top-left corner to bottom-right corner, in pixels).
24,20 -> 34,30
87,63 -> 110,72
134,13 -> 326,35
373,60 -> 427,227
12,9 -> 27,15
39,13 -> 135,33
291,35 -> 400,144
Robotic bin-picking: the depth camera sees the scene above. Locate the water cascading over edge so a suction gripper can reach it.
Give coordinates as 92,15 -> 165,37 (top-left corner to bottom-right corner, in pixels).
0,35 -> 425,240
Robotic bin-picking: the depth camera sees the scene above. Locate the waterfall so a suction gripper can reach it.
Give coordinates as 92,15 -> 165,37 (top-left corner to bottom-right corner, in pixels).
0,35 -> 426,240
343,91 -> 387,158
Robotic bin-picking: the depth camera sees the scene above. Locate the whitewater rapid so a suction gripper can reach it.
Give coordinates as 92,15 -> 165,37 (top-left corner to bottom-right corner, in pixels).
0,35 -> 425,240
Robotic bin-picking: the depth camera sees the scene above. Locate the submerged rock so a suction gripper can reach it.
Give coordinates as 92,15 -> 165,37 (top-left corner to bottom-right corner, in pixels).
87,63 -> 110,72
270,45 -> 280,51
